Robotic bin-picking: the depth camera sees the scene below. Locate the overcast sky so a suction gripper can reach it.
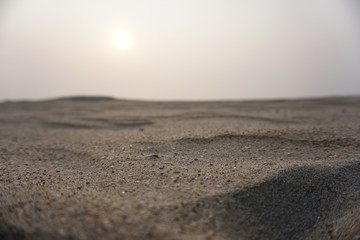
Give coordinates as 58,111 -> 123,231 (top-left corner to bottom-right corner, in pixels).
1,0 -> 360,101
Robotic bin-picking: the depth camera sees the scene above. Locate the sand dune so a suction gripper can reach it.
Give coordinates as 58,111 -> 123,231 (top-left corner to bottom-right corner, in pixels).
0,97 -> 360,239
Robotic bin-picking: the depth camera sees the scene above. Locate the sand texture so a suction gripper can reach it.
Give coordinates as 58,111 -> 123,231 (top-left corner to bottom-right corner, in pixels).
1,97 -> 360,240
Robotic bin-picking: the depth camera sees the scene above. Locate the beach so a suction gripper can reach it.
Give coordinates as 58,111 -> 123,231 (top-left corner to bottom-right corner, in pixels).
1,97 -> 360,239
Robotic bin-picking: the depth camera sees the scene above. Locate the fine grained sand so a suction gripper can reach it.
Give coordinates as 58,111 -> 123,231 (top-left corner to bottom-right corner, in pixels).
0,97 -> 360,240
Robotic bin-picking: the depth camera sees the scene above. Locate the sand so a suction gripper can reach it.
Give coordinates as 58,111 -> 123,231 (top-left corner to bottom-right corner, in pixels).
0,96 -> 360,240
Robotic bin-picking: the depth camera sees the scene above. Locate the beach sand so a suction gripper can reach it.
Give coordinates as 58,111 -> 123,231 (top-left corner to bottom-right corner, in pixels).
1,97 -> 360,239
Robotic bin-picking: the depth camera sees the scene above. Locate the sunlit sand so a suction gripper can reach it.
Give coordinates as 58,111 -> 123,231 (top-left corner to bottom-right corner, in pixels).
1,96 -> 360,239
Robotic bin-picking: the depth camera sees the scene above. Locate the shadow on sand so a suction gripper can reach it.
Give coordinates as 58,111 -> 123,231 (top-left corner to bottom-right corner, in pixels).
163,162 -> 360,239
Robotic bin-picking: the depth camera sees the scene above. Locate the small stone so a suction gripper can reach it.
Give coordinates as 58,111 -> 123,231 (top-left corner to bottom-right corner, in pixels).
146,155 -> 160,160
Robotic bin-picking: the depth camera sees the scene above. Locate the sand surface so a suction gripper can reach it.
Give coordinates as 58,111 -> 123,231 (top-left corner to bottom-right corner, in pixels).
1,97 -> 360,240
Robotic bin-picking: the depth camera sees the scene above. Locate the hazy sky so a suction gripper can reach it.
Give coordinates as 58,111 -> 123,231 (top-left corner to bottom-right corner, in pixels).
1,0 -> 360,101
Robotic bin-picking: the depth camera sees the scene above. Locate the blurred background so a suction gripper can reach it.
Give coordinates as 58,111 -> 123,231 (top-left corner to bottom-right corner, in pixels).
1,0 -> 360,101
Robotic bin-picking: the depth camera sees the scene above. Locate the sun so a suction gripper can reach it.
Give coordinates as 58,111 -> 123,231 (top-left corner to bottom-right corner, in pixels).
113,32 -> 132,50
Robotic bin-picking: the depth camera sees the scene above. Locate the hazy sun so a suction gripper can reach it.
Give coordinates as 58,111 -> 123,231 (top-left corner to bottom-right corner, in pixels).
113,32 -> 132,50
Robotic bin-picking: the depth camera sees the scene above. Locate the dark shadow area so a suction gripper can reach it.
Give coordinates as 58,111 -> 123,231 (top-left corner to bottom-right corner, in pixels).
43,118 -> 153,130
0,222 -> 48,240
178,133 -> 360,148
43,122 -> 97,130
49,96 -> 117,102
83,118 -> 153,128
147,112 -> 298,124
113,119 -> 153,128
177,112 -> 298,124
162,163 -> 360,239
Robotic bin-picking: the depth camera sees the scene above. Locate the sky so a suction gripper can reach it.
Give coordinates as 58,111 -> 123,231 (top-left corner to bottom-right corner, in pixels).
1,0 -> 360,101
